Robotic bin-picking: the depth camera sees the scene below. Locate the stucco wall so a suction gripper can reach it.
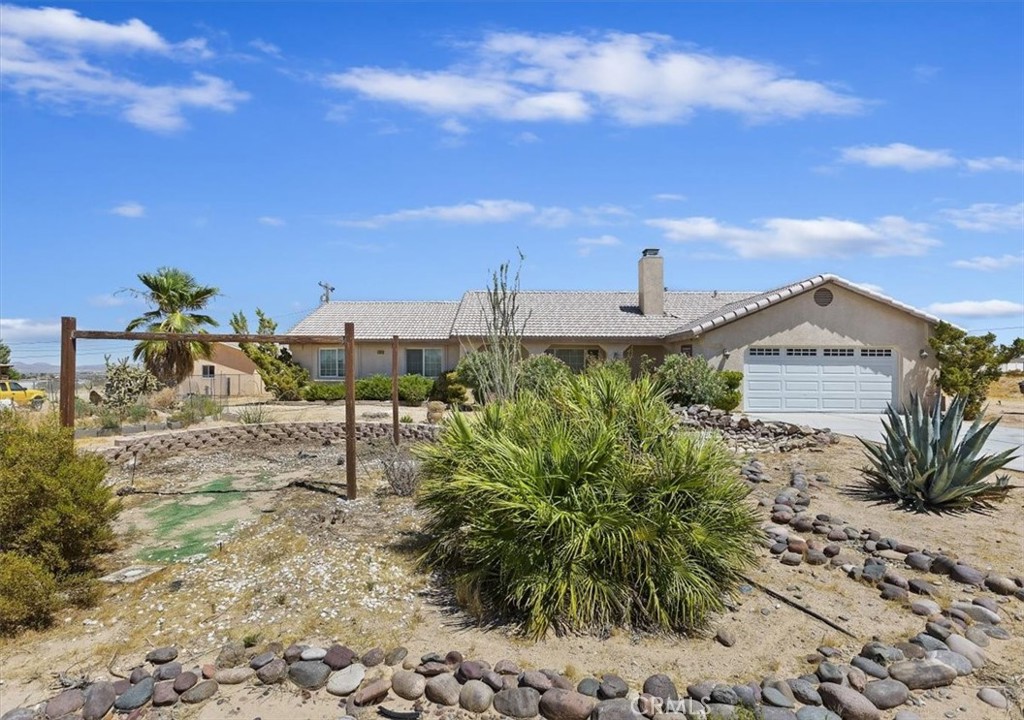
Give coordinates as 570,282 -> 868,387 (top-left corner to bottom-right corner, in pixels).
695,283 -> 938,404
289,342 -> 459,380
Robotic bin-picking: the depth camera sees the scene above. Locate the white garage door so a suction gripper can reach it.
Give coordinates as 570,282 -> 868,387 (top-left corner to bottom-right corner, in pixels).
744,347 -> 896,413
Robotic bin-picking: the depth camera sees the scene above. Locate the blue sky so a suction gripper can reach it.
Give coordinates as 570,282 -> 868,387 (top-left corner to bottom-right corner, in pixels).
1,2 -> 1022,365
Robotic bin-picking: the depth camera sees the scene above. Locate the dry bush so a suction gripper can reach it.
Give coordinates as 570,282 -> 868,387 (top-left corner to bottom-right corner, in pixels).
148,387 -> 178,411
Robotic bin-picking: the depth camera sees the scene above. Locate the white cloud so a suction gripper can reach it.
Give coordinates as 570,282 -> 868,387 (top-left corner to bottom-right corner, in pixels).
249,38 -> 282,59
927,300 -> 1024,318
942,202 -> 1024,232
0,5 -> 247,131
258,216 -> 285,226
531,206 -> 574,228
89,293 -> 126,307
327,31 -> 863,126
951,254 -> 1024,271
513,131 -> 540,144
576,234 -> 621,256
646,214 -> 939,259
0,318 -> 61,343
440,117 -> 470,135
338,199 -> 536,228
839,143 -> 957,171
964,156 -> 1024,173
654,193 -> 686,202
110,201 -> 145,218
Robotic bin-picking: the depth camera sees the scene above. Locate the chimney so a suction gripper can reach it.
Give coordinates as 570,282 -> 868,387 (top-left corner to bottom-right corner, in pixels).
638,248 -> 664,316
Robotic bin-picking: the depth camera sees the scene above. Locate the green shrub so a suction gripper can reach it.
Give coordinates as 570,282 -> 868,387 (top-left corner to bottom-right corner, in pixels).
0,412 -> 119,634
430,372 -> 469,406
231,310 -> 311,400
859,394 -> 1016,512
302,382 -> 347,401
355,375 -> 392,401
171,395 -> 220,426
454,351 -> 492,401
929,321 -> 1024,419
0,552 -> 58,635
714,370 -> 744,412
400,414 -> 414,424
415,365 -> 762,638
518,354 -> 572,396
655,355 -> 728,406
124,403 -> 151,423
398,375 -> 432,405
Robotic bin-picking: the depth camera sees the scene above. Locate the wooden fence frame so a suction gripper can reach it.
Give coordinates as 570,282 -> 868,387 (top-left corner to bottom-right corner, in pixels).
58,317 -> 407,500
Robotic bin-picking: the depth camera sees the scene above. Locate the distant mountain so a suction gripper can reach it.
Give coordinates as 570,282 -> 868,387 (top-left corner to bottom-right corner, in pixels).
13,362 -> 107,374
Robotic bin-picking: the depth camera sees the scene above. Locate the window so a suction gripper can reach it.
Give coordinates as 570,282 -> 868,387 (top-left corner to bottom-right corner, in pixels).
547,347 -> 600,373
406,348 -> 443,378
201,365 -> 215,378
319,348 -> 346,378
861,348 -> 893,357
8,382 -> 25,391
679,345 -> 693,357
749,348 -> 780,356
786,348 -> 818,356
823,348 -> 854,357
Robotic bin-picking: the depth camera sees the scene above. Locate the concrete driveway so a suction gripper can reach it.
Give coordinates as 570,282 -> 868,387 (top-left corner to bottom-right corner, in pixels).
749,412 -> 1024,472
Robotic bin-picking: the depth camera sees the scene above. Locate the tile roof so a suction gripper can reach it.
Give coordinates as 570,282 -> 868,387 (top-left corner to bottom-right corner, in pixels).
288,301 -> 459,340
450,290 -> 757,338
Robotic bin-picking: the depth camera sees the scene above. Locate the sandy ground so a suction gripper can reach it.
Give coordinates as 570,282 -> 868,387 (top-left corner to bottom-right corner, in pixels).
985,374 -> 1024,432
1,429 -> 1022,720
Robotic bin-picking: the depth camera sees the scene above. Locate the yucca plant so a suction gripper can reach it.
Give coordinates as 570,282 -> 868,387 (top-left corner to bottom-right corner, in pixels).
859,394 -> 1017,513
414,364 -> 762,638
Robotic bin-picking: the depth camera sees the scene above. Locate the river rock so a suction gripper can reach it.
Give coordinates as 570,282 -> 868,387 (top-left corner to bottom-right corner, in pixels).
114,676 -> 154,711
153,661 -> 182,681
324,644 -> 356,670
425,673 -> 461,705
984,575 -> 1017,595
952,602 -> 1001,625
494,687 -> 542,718
977,688 -> 1008,709
578,678 -> 601,697
215,667 -> 254,684
172,671 -> 198,693
495,659 -> 521,675
541,689 -> 599,720
598,674 -> 628,700
850,657 -> 888,679
360,647 -> 385,667
392,670 -> 426,700
352,678 -> 391,706
522,670 -> 555,693
861,679 -> 908,710
249,651 -> 276,670
642,674 -> 678,701
82,680 -> 116,720
45,689 -> 84,718
788,679 -> 821,706
945,635 -> 986,668
818,684 -> 880,720
716,629 -> 736,647
300,647 -> 327,661
795,709 -> 841,720
965,626 -> 991,647
887,660 -> 957,689
904,553 -> 932,571
925,650 -> 972,676
910,599 -> 940,617
256,659 -> 287,684
483,671 -> 505,691
146,646 -> 179,664
180,679 -> 218,704
762,686 -> 795,708
460,680 -> 495,713
327,663 -> 366,696
816,662 -> 843,684
289,660 -> 331,689
152,680 -> 178,707
949,564 -> 985,586
216,640 -> 247,668
384,647 -> 408,666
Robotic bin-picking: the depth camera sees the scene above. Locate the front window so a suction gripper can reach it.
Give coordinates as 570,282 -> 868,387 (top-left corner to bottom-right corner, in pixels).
319,348 -> 346,378
201,365 -> 215,378
547,347 -> 600,373
9,382 -> 25,391
406,348 -> 443,378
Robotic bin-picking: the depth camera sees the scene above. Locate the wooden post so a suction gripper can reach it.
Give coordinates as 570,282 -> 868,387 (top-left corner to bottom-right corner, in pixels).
391,335 -> 400,446
345,322 -> 357,500
59,316 -> 76,428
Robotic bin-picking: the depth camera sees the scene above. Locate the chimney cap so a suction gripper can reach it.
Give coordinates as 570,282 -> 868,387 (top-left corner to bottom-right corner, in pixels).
641,248 -> 660,257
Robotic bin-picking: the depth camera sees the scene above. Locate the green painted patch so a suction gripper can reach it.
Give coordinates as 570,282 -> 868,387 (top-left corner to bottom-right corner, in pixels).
137,476 -> 241,563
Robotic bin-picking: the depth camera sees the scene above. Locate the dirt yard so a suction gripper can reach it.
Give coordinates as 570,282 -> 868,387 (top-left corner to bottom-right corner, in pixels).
985,373 -> 1024,432
1,420 -> 1022,720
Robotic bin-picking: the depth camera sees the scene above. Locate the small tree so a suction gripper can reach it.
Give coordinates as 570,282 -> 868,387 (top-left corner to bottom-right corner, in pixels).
230,309 -> 310,400
0,340 -> 21,379
929,321 -> 1024,419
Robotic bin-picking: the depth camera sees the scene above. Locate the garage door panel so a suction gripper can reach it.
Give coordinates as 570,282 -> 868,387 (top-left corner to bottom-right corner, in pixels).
745,348 -> 895,413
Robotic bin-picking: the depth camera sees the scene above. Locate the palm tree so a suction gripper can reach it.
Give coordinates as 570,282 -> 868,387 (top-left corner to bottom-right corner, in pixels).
126,267 -> 220,385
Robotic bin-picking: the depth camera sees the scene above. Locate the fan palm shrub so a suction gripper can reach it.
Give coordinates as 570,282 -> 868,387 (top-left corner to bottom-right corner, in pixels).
859,394 -> 1017,513
414,364 -> 762,638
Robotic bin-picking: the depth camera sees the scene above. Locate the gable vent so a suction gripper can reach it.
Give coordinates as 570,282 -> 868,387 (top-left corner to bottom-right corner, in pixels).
814,288 -> 834,307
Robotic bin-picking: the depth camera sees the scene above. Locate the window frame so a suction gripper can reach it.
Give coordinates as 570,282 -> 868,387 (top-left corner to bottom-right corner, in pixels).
318,347 -> 346,379
201,364 -> 216,378
405,347 -> 444,378
546,346 -> 601,373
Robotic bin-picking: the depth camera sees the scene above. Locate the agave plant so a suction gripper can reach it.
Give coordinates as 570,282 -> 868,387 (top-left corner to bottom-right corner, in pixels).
414,364 -> 763,638
859,394 -> 1017,513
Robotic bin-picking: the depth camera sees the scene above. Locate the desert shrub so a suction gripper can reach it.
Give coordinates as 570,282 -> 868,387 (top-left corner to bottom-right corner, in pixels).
859,394 -> 1016,513
147,387 -> 178,412
98,409 -> 121,430
237,404 -> 273,425
415,365 -> 762,638
655,355 -> 736,409
398,374 -> 432,405
929,321 -> 1024,419
454,351 -> 492,402
382,444 -> 422,496
518,354 -> 572,396
171,395 -> 220,426
74,397 -> 97,419
231,310 -> 311,400
714,370 -> 744,412
302,382 -> 347,401
103,357 -> 160,416
430,372 -> 469,406
0,552 -> 58,635
400,414 -> 414,423
124,403 -> 151,423
0,412 -> 118,634
356,375 -> 392,401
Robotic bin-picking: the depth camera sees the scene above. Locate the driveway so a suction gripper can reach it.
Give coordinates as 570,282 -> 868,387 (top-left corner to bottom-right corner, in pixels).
749,412 -> 1024,472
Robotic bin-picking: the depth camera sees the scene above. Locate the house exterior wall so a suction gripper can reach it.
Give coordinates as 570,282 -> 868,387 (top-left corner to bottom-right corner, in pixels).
289,341 -> 460,381
693,283 -> 938,405
177,360 -> 268,399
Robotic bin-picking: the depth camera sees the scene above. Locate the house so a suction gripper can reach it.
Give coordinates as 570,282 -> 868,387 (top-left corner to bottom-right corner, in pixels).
1000,357 -> 1024,373
175,343 -> 270,400
288,249 -> 942,413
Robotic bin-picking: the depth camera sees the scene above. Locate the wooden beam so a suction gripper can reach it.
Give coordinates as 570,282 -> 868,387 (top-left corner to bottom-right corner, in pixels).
391,335 -> 400,446
59,317 -> 77,428
345,322 -> 357,500
73,330 -> 342,344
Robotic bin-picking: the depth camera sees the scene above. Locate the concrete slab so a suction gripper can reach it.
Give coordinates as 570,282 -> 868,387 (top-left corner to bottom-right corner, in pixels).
750,412 -> 1024,471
